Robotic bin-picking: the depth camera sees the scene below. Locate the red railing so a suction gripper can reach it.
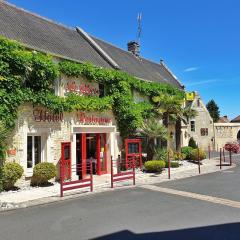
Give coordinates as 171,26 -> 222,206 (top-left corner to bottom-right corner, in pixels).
60,161 -> 93,197
111,156 -> 135,188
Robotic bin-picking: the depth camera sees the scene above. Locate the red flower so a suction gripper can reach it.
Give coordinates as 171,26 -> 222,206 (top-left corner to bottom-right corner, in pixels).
224,142 -> 240,154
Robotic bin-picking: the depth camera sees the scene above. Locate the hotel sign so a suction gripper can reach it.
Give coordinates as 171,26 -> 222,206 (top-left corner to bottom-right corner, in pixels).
33,109 -> 63,122
185,92 -> 195,101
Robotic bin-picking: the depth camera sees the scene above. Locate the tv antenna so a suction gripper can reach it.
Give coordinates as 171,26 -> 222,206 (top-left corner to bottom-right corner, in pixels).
136,13 -> 142,45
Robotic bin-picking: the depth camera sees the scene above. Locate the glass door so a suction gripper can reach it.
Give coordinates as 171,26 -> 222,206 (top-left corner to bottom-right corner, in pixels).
96,133 -> 107,175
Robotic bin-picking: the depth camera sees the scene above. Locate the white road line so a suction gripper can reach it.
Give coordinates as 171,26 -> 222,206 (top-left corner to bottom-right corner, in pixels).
140,185 -> 240,209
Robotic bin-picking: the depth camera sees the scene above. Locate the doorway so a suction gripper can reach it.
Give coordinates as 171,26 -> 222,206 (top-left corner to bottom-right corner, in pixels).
237,130 -> 240,143
61,142 -> 71,180
76,133 -> 107,178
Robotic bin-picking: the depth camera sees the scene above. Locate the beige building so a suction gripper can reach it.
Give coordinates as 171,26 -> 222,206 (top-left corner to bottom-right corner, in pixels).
1,1 -> 183,179
214,116 -> 240,150
182,92 -> 240,151
182,92 -> 215,150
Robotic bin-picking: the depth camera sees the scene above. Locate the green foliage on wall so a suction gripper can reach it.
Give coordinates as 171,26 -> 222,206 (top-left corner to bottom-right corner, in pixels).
0,37 -> 184,159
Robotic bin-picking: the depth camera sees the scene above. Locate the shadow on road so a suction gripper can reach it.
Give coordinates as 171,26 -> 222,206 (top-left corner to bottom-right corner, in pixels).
91,222 -> 240,240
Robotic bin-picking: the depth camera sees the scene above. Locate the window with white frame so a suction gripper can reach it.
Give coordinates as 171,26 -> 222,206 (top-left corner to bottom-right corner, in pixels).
27,136 -> 41,169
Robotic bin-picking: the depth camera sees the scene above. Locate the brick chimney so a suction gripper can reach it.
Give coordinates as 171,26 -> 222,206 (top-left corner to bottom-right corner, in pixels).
127,41 -> 140,56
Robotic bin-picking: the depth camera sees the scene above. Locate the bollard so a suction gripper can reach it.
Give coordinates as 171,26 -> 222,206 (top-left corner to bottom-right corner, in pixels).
60,161 -> 63,197
220,148 -> 222,170
111,156 -> 114,188
168,151 -> 171,179
90,160 -> 93,192
208,145 -> 211,160
198,148 -> 201,174
223,148 -> 226,162
133,159 -> 136,185
230,150 -> 232,166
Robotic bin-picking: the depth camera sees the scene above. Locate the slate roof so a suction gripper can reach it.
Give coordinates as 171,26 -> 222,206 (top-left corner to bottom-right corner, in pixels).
92,37 -> 183,88
0,1 -> 183,88
218,116 -> 230,123
231,115 -> 240,123
0,1 -> 111,68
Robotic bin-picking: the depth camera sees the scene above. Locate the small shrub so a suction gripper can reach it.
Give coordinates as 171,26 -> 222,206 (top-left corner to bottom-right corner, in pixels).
164,161 -> 180,168
31,162 -> 56,186
190,148 -> 206,161
144,160 -> 166,173
181,146 -> 193,160
2,162 -> 23,190
188,137 -> 198,149
153,148 -> 167,161
173,152 -> 186,161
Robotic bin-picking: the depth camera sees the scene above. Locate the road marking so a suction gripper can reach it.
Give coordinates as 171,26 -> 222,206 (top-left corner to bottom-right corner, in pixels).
140,185 -> 240,209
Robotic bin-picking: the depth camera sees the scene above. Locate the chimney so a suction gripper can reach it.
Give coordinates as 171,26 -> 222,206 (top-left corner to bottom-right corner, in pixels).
127,41 -> 140,56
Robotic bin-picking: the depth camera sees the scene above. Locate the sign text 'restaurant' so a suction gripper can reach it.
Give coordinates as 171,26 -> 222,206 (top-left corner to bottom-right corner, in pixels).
77,112 -> 111,125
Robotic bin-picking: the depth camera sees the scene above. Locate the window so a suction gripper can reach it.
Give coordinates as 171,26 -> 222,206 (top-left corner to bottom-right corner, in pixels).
190,121 -> 195,132
201,128 -> 208,136
128,143 -> 139,154
27,136 -> 41,168
99,84 -> 105,98
197,99 -> 201,107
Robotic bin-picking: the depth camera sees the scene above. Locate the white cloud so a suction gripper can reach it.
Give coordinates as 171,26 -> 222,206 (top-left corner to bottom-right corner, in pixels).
187,79 -> 220,87
184,67 -> 199,72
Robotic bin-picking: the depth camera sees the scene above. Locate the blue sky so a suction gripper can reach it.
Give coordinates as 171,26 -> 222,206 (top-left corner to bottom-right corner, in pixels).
8,0 -> 240,119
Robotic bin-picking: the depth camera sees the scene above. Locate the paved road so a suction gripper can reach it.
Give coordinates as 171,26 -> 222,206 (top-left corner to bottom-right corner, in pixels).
155,152 -> 240,202
0,154 -> 240,240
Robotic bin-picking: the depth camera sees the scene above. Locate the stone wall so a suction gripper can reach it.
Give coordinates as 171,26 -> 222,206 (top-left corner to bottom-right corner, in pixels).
214,123 -> 240,150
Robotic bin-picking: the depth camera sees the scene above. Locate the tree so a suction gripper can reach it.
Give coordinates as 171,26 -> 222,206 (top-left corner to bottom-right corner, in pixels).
181,105 -> 198,124
0,121 -> 8,192
141,119 -> 168,160
0,121 -> 9,166
206,99 -> 220,122
152,94 -> 197,151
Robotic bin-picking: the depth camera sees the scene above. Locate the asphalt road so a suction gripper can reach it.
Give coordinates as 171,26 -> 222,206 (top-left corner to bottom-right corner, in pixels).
0,154 -> 240,240
156,153 -> 240,201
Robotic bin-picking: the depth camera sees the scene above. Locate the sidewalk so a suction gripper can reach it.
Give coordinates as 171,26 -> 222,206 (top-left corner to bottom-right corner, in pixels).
0,156 -> 235,211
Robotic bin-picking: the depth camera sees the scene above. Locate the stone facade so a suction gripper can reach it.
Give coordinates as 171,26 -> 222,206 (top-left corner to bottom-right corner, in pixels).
182,92 -> 215,150
214,123 -> 240,150
5,97 -> 119,178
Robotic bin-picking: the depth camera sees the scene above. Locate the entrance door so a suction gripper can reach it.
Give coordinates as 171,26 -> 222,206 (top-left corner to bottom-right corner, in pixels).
76,133 -> 107,177
61,142 -> 71,180
125,139 -> 142,169
97,133 -> 107,175
76,133 -> 87,178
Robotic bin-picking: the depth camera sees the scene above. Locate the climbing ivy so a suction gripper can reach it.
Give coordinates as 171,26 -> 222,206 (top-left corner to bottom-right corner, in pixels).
0,37 -> 184,160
